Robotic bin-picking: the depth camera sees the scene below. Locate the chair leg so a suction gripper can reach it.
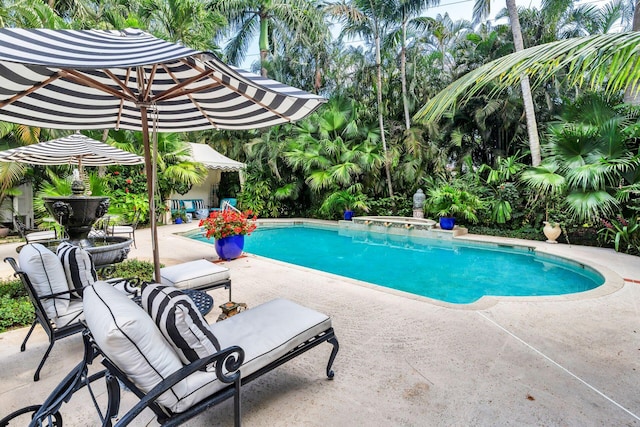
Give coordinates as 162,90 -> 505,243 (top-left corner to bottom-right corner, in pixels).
21,320 -> 38,352
326,336 -> 339,380
131,231 -> 136,249
34,339 -> 55,381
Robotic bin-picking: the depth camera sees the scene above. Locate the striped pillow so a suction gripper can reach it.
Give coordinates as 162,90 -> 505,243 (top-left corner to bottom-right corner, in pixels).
141,283 -> 220,366
57,241 -> 97,298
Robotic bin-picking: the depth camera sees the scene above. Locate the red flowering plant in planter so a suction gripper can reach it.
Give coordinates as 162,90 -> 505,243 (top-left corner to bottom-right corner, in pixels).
199,209 -> 257,240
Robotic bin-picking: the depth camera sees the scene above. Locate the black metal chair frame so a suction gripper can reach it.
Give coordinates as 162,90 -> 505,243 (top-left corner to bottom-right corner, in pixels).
108,210 -> 140,248
4,256 -> 140,382
13,216 -> 62,243
0,325 -> 339,426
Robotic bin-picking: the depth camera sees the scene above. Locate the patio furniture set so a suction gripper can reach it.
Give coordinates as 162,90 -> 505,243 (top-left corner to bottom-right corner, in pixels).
1,241 -> 339,426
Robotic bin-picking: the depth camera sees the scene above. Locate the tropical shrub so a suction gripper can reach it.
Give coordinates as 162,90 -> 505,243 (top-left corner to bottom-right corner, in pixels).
425,184 -> 484,223
319,190 -> 369,219
0,278 -> 33,332
598,216 -> 640,254
367,196 -> 413,217
103,259 -> 160,283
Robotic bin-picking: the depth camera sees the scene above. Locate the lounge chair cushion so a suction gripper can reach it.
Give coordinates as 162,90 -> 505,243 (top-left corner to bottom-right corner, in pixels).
54,299 -> 84,328
160,260 -> 230,290
86,283 -> 333,414
210,298 -> 332,378
56,241 -> 97,297
141,283 -> 220,367
18,243 -> 70,319
84,281 -> 189,411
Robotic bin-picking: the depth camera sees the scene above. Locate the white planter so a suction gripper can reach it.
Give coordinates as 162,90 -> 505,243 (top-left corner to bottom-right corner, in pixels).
543,221 -> 561,243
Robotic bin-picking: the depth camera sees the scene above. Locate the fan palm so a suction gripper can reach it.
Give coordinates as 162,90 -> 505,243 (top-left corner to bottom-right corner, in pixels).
520,93 -> 640,221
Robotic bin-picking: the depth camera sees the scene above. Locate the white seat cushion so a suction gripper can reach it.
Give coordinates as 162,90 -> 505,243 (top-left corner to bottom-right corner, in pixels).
160,260 -> 230,290
85,284 -> 332,415
25,230 -> 56,242
210,298 -> 332,378
83,281 -> 191,412
19,243 -> 70,319
54,299 -> 84,328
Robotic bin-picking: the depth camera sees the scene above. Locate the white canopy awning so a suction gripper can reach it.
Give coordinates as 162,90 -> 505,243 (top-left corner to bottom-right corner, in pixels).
188,143 -> 245,172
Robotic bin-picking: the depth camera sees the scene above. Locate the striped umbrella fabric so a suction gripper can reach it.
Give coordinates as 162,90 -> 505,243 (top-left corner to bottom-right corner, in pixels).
0,27 -> 326,281
0,28 -> 326,131
0,133 -> 144,166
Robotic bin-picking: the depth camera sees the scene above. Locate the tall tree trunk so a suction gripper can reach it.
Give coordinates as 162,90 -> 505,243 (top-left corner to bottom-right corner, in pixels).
375,32 -> 394,198
624,0 -> 640,104
259,18 -> 269,78
401,12 -> 411,131
314,53 -> 322,94
506,0 -> 541,166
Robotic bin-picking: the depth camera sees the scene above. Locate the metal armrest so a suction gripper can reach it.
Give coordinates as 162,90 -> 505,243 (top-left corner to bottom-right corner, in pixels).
108,345 -> 244,426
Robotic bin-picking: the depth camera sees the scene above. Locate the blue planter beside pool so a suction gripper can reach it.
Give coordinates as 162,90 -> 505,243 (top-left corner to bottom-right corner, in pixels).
214,234 -> 245,260
439,217 -> 456,230
343,210 -> 354,221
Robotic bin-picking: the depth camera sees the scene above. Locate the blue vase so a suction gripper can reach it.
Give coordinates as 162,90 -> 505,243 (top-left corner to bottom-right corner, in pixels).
214,234 -> 245,260
343,210 -> 354,221
439,217 -> 456,230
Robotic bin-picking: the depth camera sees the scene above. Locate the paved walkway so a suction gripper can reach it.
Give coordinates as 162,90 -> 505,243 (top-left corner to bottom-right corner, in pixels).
1,222 -> 640,426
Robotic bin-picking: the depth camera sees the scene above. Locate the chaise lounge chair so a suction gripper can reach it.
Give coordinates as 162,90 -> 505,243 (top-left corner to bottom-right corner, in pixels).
4,243 -> 138,381
0,281 -> 339,426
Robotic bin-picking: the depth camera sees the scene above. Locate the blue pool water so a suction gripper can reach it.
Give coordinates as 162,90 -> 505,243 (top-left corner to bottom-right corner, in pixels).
186,225 -> 604,304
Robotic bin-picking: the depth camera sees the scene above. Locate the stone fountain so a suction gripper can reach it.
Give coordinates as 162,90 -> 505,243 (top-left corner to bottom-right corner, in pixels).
40,178 -> 133,267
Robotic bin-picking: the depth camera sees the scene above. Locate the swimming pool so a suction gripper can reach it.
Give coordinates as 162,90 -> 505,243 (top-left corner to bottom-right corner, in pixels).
185,224 -> 604,304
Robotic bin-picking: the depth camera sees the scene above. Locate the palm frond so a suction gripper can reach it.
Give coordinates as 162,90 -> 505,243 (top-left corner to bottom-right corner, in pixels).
415,32 -> 640,125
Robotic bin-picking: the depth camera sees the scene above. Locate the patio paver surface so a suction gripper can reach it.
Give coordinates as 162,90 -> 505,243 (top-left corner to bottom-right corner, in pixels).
1,221 -> 639,426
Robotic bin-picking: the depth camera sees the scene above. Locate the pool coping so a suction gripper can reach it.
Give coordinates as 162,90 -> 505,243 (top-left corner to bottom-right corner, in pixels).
175,218 -> 626,310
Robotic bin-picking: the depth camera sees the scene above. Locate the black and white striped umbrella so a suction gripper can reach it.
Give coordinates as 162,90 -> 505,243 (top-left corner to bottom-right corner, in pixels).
0,27 -> 327,280
0,132 -> 144,167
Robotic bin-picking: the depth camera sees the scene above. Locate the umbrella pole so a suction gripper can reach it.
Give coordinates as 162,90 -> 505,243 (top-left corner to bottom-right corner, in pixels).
140,105 -> 161,283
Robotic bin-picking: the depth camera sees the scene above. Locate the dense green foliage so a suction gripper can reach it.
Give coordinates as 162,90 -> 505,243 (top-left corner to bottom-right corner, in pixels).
0,278 -> 33,332
0,0 -> 637,254
104,259 -> 161,283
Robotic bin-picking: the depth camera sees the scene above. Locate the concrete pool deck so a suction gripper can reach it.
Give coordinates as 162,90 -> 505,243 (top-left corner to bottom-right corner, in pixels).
1,220 -> 640,425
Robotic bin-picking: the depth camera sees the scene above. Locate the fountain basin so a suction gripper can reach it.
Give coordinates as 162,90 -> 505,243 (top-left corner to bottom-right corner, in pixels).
18,237 -> 133,268
343,216 -> 468,239
43,196 -> 110,241
352,216 -> 437,229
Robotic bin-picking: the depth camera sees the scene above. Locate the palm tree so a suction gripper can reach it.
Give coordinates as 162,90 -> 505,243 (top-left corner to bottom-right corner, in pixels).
139,0 -> 225,51
473,0 -> 542,166
326,0 -> 396,197
211,0 -> 326,77
385,0 -> 440,130
0,122 -> 42,208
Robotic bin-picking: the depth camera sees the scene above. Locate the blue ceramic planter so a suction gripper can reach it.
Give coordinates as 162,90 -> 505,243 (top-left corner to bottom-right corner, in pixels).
439,217 -> 456,230
214,234 -> 245,260
343,210 -> 354,221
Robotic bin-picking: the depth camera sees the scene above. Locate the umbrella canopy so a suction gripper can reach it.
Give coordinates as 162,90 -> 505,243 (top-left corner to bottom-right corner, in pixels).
0,132 -> 144,167
0,28 -> 326,281
187,143 -> 244,172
